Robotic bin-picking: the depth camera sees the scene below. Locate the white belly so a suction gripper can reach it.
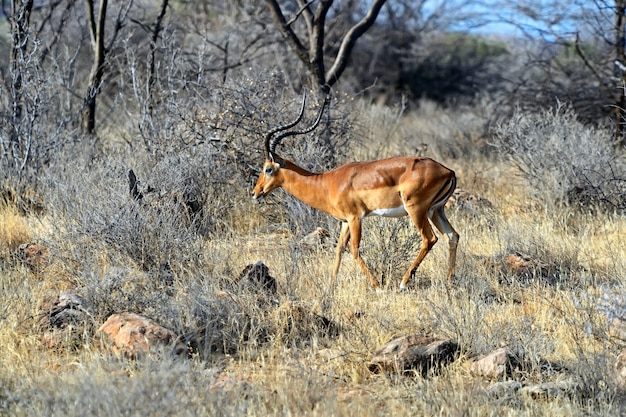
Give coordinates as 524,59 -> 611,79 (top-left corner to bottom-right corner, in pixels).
368,206 -> 408,218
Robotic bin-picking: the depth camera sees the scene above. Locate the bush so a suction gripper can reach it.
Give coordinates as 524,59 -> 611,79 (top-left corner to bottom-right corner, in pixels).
492,102 -> 626,212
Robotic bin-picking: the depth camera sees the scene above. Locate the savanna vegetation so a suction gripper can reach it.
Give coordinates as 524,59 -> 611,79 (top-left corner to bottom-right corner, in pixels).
1,1 -> 625,416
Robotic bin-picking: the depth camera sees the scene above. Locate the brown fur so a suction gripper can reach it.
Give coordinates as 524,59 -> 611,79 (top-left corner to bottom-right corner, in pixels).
254,155 -> 459,290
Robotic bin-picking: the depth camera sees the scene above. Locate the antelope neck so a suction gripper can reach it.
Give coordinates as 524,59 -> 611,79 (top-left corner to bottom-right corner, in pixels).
279,160 -> 332,214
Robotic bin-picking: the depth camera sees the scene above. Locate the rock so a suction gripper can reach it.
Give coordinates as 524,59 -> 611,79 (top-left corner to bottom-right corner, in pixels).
485,381 -> 522,398
488,250 -> 560,285
368,335 -> 459,376
97,312 -> 186,358
271,301 -> 339,344
38,292 -> 93,329
503,252 -> 537,276
237,261 -> 277,296
17,242 -> 49,271
37,292 -> 94,350
520,378 -> 580,400
471,348 -> 518,380
299,227 -> 332,250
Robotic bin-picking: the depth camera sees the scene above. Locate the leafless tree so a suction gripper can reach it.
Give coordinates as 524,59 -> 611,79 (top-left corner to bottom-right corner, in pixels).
7,0 -> 32,125
81,0 -> 134,135
264,0 -> 387,93
2,0 -> 34,187
491,0 -> 626,149
613,0 -> 626,148
81,0 -> 108,135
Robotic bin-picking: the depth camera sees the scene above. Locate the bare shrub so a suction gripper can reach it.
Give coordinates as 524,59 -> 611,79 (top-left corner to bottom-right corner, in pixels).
359,216 -> 421,288
492,103 -> 626,212
40,156 -> 200,276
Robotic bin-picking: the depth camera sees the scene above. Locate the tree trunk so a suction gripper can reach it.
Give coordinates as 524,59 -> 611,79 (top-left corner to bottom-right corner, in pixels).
615,0 -> 626,149
9,0 -> 34,140
6,0 -> 34,183
81,0 -> 108,135
148,0 -> 169,100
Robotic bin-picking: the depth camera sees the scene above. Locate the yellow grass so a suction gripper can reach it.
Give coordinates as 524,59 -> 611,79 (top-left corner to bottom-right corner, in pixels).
0,202 -> 33,255
1,104 -> 625,416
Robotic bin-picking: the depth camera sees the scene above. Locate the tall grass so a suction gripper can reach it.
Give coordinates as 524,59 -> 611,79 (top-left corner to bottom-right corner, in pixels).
1,99 -> 625,416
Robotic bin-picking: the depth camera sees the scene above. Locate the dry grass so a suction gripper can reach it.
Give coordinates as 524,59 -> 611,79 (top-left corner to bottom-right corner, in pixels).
0,202 -> 33,256
1,101 -> 625,416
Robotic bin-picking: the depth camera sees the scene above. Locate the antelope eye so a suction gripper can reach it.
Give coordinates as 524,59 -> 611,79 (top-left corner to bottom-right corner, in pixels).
264,166 -> 274,175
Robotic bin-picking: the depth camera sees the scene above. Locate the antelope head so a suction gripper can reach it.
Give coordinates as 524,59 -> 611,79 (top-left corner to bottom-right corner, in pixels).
253,93 -> 329,200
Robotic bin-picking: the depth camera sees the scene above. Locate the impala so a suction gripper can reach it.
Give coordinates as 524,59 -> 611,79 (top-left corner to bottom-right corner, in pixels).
253,95 -> 459,291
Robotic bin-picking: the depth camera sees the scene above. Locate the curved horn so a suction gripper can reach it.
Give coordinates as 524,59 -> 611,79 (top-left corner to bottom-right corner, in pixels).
269,95 -> 330,155
263,93 -> 307,160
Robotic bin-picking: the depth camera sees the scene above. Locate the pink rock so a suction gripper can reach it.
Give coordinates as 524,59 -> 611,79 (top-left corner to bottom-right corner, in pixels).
471,348 -> 516,379
97,312 -> 185,358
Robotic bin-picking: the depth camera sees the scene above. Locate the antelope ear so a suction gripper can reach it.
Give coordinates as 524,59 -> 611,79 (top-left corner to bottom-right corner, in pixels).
272,154 -> 285,167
